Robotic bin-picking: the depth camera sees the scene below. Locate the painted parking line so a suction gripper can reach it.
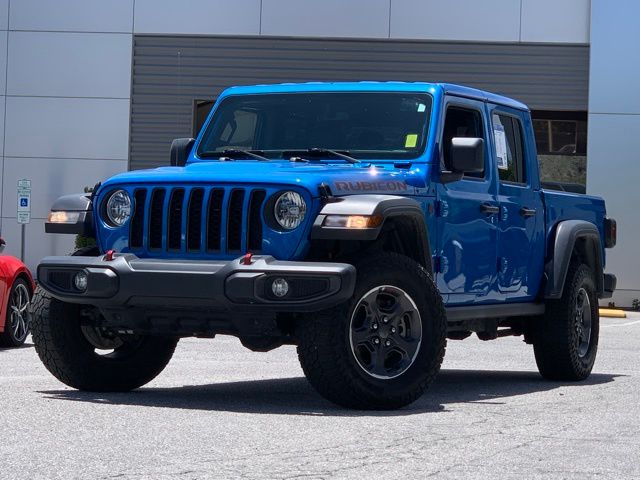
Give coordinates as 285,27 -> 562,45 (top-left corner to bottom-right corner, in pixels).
602,319 -> 640,328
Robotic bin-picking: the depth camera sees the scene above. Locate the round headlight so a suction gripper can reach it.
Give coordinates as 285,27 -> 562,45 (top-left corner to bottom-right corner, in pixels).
105,190 -> 131,227
273,191 -> 307,230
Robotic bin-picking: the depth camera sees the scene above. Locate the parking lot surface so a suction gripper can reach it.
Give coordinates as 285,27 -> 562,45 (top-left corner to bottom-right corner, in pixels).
1,313 -> 639,479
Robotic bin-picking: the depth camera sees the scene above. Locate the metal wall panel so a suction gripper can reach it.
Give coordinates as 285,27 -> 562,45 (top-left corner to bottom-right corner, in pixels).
130,35 -> 589,170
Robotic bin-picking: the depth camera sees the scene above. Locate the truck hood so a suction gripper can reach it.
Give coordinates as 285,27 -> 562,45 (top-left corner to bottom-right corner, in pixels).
101,160 -> 434,197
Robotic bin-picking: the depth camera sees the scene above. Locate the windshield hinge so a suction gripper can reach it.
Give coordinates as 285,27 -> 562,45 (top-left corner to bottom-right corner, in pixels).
434,200 -> 449,218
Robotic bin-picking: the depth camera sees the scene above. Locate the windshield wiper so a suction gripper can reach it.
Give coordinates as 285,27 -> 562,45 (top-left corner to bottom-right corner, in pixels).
199,149 -> 270,161
285,148 -> 360,164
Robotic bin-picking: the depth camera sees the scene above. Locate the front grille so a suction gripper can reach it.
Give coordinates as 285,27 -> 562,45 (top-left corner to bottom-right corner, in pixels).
128,186 -> 267,255
48,271 -> 74,291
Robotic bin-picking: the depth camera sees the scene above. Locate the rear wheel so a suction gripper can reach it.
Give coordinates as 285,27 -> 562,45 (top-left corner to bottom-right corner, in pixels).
297,253 -> 447,409
534,262 -> 599,380
31,290 -> 178,391
0,278 -> 32,347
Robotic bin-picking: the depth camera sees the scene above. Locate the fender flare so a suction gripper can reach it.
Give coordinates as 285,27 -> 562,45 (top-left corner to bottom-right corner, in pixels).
45,193 -> 94,236
310,195 -> 432,274
544,220 -> 604,299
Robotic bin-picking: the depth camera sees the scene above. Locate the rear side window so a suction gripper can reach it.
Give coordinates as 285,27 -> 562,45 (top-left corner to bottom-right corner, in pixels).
492,113 -> 526,184
442,106 -> 485,178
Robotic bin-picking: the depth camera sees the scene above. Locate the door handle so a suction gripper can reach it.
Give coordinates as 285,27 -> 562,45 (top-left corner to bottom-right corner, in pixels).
520,207 -> 537,218
480,203 -> 500,215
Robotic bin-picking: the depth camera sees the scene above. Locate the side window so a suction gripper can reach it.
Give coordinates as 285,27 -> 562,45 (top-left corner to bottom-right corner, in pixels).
442,106 -> 485,178
492,113 -> 526,184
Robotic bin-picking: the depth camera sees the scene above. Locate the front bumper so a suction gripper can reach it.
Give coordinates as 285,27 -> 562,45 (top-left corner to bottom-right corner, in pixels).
38,253 -> 356,320
602,273 -> 617,299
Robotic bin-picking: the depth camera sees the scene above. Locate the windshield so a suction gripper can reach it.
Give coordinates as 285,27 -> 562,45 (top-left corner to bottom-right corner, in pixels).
196,92 -> 432,160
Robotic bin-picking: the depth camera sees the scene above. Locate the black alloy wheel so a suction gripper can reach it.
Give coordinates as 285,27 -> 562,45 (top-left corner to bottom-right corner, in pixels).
349,285 -> 423,379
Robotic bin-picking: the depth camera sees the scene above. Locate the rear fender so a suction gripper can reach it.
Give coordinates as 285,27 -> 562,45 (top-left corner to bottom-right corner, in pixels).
544,220 -> 604,299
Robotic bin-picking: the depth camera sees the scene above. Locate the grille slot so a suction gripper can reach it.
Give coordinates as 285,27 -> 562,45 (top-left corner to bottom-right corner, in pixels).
127,186 -> 270,256
130,189 -> 147,248
247,189 -> 266,251
149,188 -> 165,249
206,189 -> 224,251
187,188 -> 205,251
227,189 -> 245,252
167,188 -> 185,250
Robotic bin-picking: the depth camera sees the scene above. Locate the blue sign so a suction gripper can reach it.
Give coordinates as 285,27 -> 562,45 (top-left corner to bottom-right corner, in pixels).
20,198 -> 28,207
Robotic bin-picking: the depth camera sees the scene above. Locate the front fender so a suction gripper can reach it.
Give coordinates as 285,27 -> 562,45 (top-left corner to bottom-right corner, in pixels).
45,193 -> 94,236
310,194 -> 432,273
0,257 -> 35,332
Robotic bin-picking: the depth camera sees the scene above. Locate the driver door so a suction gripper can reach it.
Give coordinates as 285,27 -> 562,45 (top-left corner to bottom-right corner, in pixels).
435,98 -> 499,304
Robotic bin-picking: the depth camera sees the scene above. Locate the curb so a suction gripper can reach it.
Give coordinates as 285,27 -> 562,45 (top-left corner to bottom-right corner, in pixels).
599,308 -> 627,318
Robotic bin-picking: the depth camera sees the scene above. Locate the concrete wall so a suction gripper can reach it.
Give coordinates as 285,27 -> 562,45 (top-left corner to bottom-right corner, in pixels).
0,0 -> 591,272
588,0 -> 640,307
0,0 -> 133,267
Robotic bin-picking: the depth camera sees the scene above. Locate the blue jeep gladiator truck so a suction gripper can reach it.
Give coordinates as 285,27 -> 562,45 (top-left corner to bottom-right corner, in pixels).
32,82 -> 617,409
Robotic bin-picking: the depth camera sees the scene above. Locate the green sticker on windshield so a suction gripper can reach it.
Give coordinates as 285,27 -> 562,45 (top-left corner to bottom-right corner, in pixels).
405,134 -> 418,148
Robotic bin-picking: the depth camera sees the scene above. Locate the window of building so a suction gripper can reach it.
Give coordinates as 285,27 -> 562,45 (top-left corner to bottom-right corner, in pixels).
492,113 -> 526,184
531,111 -> 587,190
193,99 -> 216,137
531,111 -> 587,156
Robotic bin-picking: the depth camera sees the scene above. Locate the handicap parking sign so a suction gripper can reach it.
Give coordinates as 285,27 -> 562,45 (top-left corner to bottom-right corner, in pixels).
17,179 -> 31,224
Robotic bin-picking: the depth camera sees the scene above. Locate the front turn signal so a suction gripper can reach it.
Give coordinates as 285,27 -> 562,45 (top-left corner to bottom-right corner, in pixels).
48,211 -> 80,224
322,215 -> 383,229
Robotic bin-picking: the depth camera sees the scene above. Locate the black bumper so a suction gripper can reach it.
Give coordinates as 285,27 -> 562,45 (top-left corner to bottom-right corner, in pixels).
602,273 -> 617,299
38,253 -> 356,315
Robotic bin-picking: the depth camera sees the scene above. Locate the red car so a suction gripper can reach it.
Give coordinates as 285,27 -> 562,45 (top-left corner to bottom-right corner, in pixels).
0,237 -> 35,347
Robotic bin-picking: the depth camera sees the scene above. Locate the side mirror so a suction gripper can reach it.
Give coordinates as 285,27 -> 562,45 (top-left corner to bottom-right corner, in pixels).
0,237 -> 5,254
450,137 -> 484,173
170,138 -> 195,167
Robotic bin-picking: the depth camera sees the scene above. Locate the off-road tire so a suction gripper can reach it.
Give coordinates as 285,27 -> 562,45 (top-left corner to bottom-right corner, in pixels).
534,262 -> 599,380
31,290 -> 178,391
0,278 -> 32,347
297,253 -> 447,409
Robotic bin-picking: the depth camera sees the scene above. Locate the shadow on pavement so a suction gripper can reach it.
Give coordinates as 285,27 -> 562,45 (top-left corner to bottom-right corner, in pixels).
39,369 -> 620,417
0,341 -> 34,352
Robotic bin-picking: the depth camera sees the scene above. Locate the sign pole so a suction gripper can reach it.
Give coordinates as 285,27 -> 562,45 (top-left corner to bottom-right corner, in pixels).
17,179 -> 32,262
20,223 -> 25,262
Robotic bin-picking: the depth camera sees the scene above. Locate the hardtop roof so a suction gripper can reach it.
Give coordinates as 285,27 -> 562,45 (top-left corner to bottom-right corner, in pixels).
221,81 -> 529,111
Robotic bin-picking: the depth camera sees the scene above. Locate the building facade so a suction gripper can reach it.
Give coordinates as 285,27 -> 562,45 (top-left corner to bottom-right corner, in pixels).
0,0 -> 636,306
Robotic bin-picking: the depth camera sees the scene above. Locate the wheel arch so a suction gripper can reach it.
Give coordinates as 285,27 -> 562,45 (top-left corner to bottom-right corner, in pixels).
0,265 -> 34,333
544,220 -> 604,299
15,272 -> 35,296
309,195 -> 433,274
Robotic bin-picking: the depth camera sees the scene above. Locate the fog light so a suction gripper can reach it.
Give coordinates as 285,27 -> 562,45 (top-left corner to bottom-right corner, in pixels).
271,278 -> 289,298
74,271 -> 88,292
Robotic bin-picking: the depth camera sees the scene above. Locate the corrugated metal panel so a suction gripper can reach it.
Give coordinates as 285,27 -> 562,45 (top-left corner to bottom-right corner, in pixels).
130,35 -> 589,170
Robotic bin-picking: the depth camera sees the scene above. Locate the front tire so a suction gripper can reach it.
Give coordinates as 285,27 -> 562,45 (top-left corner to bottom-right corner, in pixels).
533,262 -> 599,380
297,253 -> 447,409
31,290 -> 178,391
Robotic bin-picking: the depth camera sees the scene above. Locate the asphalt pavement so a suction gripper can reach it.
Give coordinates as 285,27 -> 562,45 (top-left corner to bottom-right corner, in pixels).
1,313 -> 639,479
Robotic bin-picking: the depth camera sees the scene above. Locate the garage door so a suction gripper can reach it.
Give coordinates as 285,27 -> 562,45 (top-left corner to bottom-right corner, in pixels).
130,35 -> 588,170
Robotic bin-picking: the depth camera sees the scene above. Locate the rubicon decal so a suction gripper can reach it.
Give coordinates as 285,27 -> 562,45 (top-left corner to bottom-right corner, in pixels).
334,181 -> 408,192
